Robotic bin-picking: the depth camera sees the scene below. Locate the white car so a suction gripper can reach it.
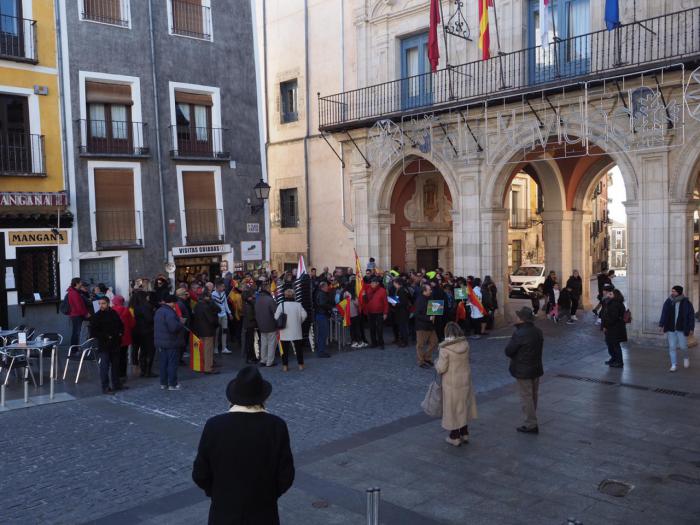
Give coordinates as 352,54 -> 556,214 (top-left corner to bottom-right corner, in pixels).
509,264 -> 546,297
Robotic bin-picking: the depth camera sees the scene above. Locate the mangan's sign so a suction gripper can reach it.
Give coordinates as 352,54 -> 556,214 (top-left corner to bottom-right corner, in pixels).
0,192 -> 68,207
9,230 -> 69,246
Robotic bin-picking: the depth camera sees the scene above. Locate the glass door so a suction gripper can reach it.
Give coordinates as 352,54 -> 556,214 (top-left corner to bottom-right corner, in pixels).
400,33 -> 432,110
0,0 -> 23,58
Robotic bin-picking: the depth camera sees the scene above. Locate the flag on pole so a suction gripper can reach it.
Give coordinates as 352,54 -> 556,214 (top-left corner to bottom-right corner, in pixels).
539,0 -> 550,47
354,250 -> 365,312
277,331 -> 284,356
467,285 -> 487,316
478,0 -> 490,60
189,333 -> 205,372
336,298 -> 351,327
428,0 -> 440,72
297,255 -> 307,277
604,0 -> 620,31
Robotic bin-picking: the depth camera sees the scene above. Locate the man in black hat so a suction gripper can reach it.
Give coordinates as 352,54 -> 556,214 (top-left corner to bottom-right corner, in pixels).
505,306 -> 544,434
192,366 -> 295,524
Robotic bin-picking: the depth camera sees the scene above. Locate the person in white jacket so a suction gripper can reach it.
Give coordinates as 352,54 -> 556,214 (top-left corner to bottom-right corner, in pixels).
274,289 -> 308,372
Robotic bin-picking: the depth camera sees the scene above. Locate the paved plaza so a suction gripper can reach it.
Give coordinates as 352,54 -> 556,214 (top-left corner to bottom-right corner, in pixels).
2,301 -> 700,524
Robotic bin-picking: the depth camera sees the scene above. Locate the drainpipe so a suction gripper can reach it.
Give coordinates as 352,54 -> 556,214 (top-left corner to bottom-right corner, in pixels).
304,0 -> 311,262
53,0 -> 70,207
147,0 -> 169,263
251,0 -> 271,262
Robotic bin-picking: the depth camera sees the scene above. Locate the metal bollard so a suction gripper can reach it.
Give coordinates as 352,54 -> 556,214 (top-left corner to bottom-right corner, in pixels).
1,384 -> 5,407
24,375 -> 29,403
49,345 -> 56,400
366,487 -> 380,525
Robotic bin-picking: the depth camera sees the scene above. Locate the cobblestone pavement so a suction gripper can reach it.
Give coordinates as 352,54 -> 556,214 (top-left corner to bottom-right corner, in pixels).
5,299 -> 692,524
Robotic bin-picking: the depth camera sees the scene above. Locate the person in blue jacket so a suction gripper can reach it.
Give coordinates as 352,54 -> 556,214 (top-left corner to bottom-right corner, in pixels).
155,294 -> 187,390
658,285 -> 695,372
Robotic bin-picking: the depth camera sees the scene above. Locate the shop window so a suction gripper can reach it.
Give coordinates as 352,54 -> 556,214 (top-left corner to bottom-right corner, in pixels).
16,247 -> 59,302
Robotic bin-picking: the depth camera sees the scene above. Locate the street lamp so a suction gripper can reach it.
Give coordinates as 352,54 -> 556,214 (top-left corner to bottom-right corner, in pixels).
250,179 -> 271,214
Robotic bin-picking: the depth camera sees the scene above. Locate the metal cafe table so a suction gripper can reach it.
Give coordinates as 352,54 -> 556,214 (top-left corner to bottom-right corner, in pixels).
2,339 -> 60,386
0,329 -> 19,339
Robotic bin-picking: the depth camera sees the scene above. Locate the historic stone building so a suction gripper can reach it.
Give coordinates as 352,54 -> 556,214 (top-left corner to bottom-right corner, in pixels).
317,0 -> 700,340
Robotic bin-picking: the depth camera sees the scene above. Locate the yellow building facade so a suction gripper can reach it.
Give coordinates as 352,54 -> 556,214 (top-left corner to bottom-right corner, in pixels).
0,0 -> 71,330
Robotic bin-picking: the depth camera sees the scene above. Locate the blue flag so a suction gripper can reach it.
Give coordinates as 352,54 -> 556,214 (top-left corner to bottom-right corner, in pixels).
605,0 -> 620,31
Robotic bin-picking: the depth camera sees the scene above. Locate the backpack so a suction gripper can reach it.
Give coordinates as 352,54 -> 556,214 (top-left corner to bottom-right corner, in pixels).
623,309 -> 632,324
59,293 -> 71,315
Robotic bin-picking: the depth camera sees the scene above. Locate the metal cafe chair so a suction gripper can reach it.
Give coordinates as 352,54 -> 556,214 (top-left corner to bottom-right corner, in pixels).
0,337 -> 38,387
63,338 -> 100,384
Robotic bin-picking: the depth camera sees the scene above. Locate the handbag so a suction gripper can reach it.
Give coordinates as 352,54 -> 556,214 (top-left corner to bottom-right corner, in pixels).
421,372 -> 443,418
276,302 -> 288,329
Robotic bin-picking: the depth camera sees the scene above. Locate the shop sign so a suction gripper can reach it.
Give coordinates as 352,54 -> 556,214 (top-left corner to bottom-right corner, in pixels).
241,241 -> 262,261
8,230 -> 69,246
246,223 -> 260,233
0,191 -> 68,207
172,244 -> 231,257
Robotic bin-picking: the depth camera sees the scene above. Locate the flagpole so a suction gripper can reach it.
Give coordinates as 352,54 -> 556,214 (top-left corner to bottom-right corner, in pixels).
549,1 -> 560,78
437,0 -> 455,100
490,0 -> 508,89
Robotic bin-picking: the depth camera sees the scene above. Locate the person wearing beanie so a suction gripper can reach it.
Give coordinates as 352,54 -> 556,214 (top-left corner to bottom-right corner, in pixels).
505,306 -> 544,434
658,285 -> 695,372
192,366 -> 294,524
154,294 -> 187,390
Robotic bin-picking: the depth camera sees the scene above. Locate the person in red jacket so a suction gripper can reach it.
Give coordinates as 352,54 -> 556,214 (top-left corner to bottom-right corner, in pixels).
67,277 -> 90,347
112,295 -> 135,382
364,277 -> 389,349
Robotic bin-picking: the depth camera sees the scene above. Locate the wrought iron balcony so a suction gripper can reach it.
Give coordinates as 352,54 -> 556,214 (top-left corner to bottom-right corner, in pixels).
81,0 -> 130,27
319,7 -> 700,131
78,120 -> 150,157
509,209 -> 538,230
184,208 -> 224,244
0,133 -> 45,176
171,0 -> 212,41
94,210 -> 143,250
0,14 -> 37,63
169,125 -> 230,160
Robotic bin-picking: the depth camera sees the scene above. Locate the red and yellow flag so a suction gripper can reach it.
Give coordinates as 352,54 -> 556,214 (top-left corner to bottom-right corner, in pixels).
478,0 -> 491,60
354,250 -> 365,313
467,285 -> 487,315
336,298 -> 351,327
190,333 -> 204,372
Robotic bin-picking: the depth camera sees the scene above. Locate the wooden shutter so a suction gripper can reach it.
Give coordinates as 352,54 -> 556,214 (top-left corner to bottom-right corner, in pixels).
174,91 -> 212,106
86,81 -> 133,105
84,0 -> 122,22
172,0 -> 204,37
183,171 -> 218,241
94,168 -> 136,242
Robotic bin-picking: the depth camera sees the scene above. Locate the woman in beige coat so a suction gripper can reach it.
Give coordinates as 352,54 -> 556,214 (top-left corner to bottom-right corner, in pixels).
435,322 -> 478,446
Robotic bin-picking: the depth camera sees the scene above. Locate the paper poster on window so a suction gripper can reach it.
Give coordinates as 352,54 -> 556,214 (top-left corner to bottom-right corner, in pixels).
5,267 -> 15,289
427,300 -> 444,316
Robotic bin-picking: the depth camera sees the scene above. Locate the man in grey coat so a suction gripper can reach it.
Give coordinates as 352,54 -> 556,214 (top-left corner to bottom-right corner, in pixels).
505,306 -> 544,434
255,284 -> 278,367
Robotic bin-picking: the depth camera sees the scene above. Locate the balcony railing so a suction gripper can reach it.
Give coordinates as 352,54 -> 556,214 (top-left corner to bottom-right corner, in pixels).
0,14 -> 37,63
78,120 -> 149,156
171,0 -> 212,41
0,133 -> 45,176
184,208 -> 224,244
169,125 -> 229,159
509,209 -> 538,230
319,7 -> 700,131
94,210 -> 143,249
81,0 -> 130,27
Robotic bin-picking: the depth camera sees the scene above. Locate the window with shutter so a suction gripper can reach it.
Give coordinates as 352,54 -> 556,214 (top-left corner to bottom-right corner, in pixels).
85,82 -> 134,154
182,171 -> 220,243
280,188 -> 298,228
16,247 -> 59,302
94,168 -> 137,246
83,0 -> 128,27
174,92 -> 213,156
172,0 -> 210,40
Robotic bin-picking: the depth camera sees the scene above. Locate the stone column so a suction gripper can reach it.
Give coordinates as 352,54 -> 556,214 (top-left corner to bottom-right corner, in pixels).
349,159 -> 371,262
571,210 -> 593,306
369,210 -> 393,270
540,210 -> 574,281
452,166 -> 482,277
479,208 -> 509,324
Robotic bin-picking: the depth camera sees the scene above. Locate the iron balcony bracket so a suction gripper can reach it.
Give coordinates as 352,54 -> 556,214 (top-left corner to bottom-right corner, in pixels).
459,110 -> 483,152
320,132 -> 345,168
345,131 -> 371,168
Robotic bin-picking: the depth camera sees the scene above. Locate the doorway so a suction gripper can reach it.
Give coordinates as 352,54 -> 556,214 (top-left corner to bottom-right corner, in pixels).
174,256 -> 221,284
80,258 -> 116,291
416,249 -> 439,272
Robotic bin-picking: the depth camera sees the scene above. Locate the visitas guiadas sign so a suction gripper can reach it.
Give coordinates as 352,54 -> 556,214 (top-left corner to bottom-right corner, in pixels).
9,230 -> 69,246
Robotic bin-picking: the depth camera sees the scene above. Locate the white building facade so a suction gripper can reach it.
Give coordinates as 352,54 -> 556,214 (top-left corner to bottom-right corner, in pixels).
317,0 -> 700,340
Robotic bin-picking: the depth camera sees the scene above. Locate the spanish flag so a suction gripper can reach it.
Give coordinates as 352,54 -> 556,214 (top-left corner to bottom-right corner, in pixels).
467,285 -> 487,316
336,298 -> 351,327
190,333 -> 204,372
354,250 -> 365,312
478,0 -> 491,60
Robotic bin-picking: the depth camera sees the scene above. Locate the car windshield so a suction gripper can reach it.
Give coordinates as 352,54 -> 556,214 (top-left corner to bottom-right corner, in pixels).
513,267 -> 543,277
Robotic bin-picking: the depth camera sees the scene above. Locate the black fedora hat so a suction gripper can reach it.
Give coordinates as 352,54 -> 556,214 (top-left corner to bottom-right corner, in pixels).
226,366 -> 272,406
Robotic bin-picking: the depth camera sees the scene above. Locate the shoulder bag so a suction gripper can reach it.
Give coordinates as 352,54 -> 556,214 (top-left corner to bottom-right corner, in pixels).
276,302 -> 288,329
421,371 -> 443,418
